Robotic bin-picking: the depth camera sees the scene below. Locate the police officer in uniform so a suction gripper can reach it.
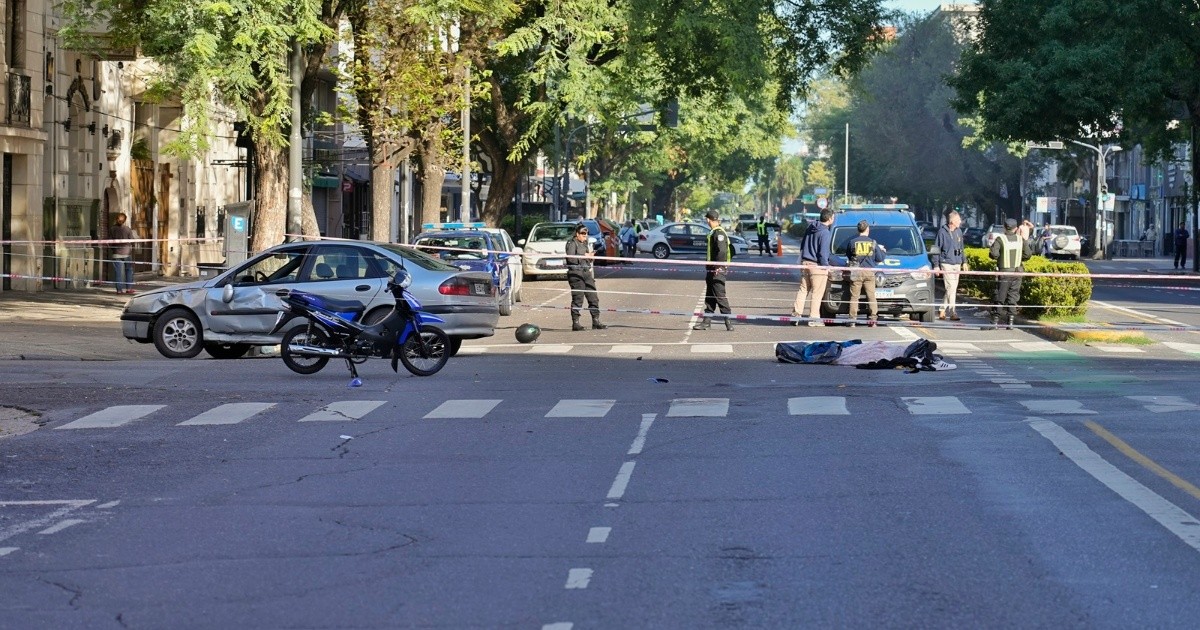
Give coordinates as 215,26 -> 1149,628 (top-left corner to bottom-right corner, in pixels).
989,218 -> 1033,329
565,223 -> 607,331
756,215 -> 772,256
694,209 -> 734,330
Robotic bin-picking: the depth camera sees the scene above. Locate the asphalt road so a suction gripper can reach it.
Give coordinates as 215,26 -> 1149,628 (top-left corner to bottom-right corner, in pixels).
3,250 -> 1200,628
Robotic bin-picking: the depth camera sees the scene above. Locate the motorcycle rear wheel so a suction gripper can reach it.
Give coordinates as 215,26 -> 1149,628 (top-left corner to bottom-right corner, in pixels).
399,326 -> 450,376
281,326 -> 332,375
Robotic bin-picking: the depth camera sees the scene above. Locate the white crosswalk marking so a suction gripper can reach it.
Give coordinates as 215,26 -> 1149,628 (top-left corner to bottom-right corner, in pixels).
787,397 -> 849,415
1127,396 -> 1199,413
424,399 -> 502,419
527,345 -> 572,354
937,342 -> 980,352
1093,345 -> 1145,354
545,400 -> 615,418
690,344 -> 733,354
56,405 -> 164,430
610,345 -> 652,354
299,400 -> 386,422
902,396 -> 970,415
1164,342 -> 1200,355
1020,399 -> 1095,415
1010,341 -> 1069,353
667,398 -> 729,417
178,403 -> 276,426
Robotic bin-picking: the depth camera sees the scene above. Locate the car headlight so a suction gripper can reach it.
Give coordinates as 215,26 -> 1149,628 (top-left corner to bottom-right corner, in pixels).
910,266 -> 932,281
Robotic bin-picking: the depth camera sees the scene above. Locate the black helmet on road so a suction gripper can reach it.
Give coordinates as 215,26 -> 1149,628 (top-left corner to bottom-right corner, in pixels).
515,323 -> 541,344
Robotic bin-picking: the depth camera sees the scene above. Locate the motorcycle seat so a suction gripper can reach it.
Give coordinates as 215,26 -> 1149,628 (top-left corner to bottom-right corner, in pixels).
293,291 -> 365,315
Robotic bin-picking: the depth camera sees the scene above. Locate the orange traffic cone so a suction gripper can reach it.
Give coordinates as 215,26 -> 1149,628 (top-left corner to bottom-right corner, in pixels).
776,233 -> 784,257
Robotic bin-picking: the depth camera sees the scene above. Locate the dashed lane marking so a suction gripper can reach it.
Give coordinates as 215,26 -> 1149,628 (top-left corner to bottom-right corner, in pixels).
1127,396 -> 1200,413
902,396 -> 970,415
609,344 -> 653,354
56,405 -> 164,430
38,519 -> 85,535
423,399 -> 503,419
788,397 -> 850,415
527,344 -> 573,354
690,344 -> 733,354
298,400 -> 386,422
1020,399 -> 1096,415
545,400 -> 615,418
564,568 -> 593,589
586,527 -> 611,543
1010,341 -> 1069,353
178,402 -> 276,426
667,398 -> 729,417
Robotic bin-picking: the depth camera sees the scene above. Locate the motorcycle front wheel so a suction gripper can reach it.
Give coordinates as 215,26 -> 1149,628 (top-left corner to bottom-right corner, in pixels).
399,326 -> 450,376
281,326 -> 332,375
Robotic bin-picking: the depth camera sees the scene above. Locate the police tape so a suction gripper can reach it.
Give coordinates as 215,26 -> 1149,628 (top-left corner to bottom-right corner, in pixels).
0,272 -> 143,290
513,302 -> 1200,332
0,236 -> 219,246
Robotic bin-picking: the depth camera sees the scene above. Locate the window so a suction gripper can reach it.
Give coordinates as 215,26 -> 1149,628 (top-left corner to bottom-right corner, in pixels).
301,245 -> 378,281
232,250 -> 305,285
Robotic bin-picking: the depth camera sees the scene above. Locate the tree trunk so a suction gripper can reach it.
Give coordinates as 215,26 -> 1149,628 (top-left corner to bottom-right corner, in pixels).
251,141 -> 288,254
372,159 -> 394,241
481,157 -> 520,227
301,194 -> 319,238
420,165 -> 446,226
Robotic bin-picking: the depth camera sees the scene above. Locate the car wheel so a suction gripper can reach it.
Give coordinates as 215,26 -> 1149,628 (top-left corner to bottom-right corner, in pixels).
499,291 -> 513,316
448,337 -> 463,357
652,243 -> 670,259
152,308 -> 204,358
203,342 -> 251,360
913,308 -> 935,323
819,300 -> 838,320
513,285 -> 522,303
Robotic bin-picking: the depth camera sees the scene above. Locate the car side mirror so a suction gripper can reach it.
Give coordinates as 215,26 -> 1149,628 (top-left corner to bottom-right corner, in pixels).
222,284 -> 235,303
928,245 -> 940,255
517,238 -> 526,246
495,253 -> 509,262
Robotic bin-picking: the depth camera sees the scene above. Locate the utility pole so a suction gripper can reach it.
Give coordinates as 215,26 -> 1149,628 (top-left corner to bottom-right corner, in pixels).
287,40 -> 303,242
1067,139 -> 1121,260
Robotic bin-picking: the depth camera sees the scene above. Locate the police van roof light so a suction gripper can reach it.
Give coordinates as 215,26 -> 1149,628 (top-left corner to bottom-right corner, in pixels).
421,222 -> 488,230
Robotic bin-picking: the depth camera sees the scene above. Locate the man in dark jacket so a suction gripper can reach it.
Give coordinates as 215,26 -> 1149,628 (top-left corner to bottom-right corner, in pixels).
933,211 -> 965,321
110,212 -> 137,294
565,223 -> 606,331
1174,222 -> 1189,269
694,209 -> 734,330
989,218 -> 1033,329
845,220 -> 886,326
791,209 -> 834,326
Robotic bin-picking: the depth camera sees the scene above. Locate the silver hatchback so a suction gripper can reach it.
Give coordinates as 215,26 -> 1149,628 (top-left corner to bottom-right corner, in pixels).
121,241 -> 498,359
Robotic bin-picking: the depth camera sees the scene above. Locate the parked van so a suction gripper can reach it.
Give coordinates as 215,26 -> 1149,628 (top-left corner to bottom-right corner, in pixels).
821,204 -> 936,323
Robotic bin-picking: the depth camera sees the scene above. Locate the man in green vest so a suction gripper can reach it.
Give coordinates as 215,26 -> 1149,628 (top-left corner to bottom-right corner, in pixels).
694,209 -> 734,330
756,215 -> 772,256
988,218 -> 1033,330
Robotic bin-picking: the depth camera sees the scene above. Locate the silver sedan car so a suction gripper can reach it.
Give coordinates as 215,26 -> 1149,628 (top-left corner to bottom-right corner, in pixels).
121,241 -> 499,359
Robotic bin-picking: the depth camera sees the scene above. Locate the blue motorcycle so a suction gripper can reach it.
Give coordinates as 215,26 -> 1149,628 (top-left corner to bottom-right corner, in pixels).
272,269 -> 450,381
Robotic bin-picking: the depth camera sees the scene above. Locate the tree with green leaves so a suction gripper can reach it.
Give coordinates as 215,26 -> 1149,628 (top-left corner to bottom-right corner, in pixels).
951,0 -> 1200,232
62,0 -> 342,253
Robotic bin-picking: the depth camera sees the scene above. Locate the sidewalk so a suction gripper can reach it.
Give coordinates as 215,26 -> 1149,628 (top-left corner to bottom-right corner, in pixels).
0,275 -> 198,360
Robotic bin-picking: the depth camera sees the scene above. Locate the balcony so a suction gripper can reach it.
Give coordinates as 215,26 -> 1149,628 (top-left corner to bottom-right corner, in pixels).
7,72 -> 30,126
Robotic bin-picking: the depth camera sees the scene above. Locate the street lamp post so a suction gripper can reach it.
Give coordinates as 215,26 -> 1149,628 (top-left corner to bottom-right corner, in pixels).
1067,139 -> 1121,260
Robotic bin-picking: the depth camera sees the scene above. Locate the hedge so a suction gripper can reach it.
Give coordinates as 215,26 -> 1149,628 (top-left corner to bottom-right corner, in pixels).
959,246 -> 1092,318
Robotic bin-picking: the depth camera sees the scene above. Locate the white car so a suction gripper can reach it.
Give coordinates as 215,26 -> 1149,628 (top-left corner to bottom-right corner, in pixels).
983,224 -> 1005,248
517,222 -> 577,278
1039,224 -> 1083,259
636,222 -> 749,259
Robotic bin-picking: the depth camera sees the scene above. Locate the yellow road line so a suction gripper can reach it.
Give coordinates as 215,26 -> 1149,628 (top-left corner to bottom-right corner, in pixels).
1084,419 -> 1200,502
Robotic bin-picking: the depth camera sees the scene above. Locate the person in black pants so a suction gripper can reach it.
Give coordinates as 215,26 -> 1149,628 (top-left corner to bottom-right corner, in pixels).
565,224 -> 606,331
1174,222 -> 1189,269
989,218 -> 1033,329
694,209 -> 734,331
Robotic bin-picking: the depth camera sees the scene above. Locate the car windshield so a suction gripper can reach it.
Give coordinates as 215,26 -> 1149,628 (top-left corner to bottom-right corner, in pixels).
1050,227 -> 1078,237
831,225 -> 924,256
414,235 -> 490,261
529,224 -> 577,242
376,243 -> 461,271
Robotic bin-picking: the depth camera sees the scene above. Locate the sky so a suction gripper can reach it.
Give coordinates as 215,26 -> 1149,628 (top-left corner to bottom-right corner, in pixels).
886,0 -> 973,16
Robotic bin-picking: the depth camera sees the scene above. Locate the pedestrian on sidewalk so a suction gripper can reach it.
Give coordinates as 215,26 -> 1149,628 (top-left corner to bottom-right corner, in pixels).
934,211 -> 965,321
1174,222 -> 1189,269
989,218 -> 1033,329
565,223 -> 606,331
791,209 -> 834,326
694,209 -> 734,331
110,212 -> 137,294
845,220 -> 885,327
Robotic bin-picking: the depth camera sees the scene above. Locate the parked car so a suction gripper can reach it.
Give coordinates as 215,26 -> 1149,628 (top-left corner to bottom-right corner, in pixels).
120,241 -> 498,359
413,223 -> 522,316
518,221 -> 577,279
637,222 -> 749,259
984,224 -> 1005,248
733,219 -> 780,252
964,226 -> 986,247
1040,224 -> 1083,259
822,204 -> 935,322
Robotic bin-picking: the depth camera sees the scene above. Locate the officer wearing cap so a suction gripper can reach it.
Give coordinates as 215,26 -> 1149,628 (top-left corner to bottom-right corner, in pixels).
988,218 -> 1033,329
694,209 -> 734,330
